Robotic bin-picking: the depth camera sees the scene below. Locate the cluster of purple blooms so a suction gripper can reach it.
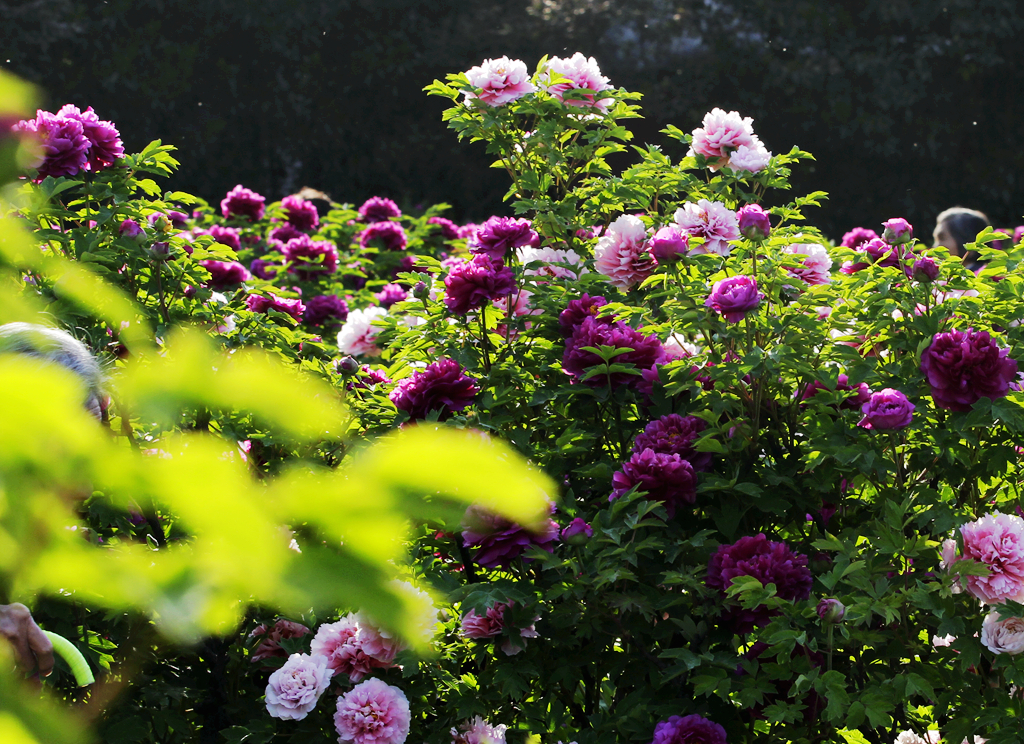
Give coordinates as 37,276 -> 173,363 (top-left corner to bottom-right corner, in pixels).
13,104 -> 124,179
460,505 -> 560,570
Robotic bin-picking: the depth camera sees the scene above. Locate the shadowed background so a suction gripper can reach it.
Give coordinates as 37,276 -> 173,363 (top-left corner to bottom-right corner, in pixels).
4,0 -> 1023,238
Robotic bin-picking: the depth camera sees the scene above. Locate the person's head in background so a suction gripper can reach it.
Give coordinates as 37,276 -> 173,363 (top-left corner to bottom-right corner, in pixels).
933,207 -> 990,270
0,322 -> 104,419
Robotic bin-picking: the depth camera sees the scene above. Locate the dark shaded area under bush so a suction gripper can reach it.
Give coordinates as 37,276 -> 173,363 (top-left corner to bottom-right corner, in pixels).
4,0 -> 1023,238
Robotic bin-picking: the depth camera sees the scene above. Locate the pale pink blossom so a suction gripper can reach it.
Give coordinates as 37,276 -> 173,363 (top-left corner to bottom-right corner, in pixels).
460,602 -> 540,655
673,200 -> 740,257
541,53 -> 613,111
786,243 -> 833,285
688,108 -> 754,167
464,57 -> 536,107
311,613 -> 400,682
517,245 -> 588,280
593,214 -> 654,290
932,634 -> 956,648
337,306 -> 388,356
264,653 -> 331,720
958,512 -> 1024,604
334,678 -> 411,744
451,716 -> 508,744
981,612 -> 1024,655
893,733 -> 930,744
727,140 -> 772,173
662,336 -> 700,360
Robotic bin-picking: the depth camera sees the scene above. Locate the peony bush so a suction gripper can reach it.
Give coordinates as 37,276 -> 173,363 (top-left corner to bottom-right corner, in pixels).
7,54 -> 1024,744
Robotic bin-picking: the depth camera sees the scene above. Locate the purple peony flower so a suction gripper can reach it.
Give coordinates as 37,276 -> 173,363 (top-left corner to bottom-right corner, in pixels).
281,194 -> 319,231
360,220 -> 408,251
282,234 -> 339,277
205,223 -> 241,251
611,448 -> 697,517
561,517 -> 594,544
389,358 -> 479,421
303,294 -> 349,328
558,294 -> 610,337
166,210 -> 189,229
800,374 -> 872,411
15,110 -> 90,178
358,196 -> 401,223
910,256 -> 940,282
249,258 -> 280,280
648,225 -> 689,264
920,329 -> 1019,411
246,292 -> 305,321
858,388 -> 915,430
461,506 -> 560,569
55,104 -> 124,170
705,275 -> 763,323
633,414 -> 712,472
707,533 -> 812,632
374,283 -> 408,308
882,217 -> 913,245
737,203 -> 771,241
269,222 -> 304,244
650,714 -> 728,744
840,227 -> 879,249
862,237 -> 912,268
221,184 -> 266,221
443,255 -> 516,314
464,56 -> 537,107
265,653 -> 331,721
334,678 -> 410,744
562,316 -> 665,388
200,259 -> 251,289
427,215 -> 460,240
469,216 -> 539,261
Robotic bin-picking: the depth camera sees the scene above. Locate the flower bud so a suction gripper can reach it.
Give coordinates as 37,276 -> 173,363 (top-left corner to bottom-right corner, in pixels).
149,241 -> 170,260
881,217 -> 913,245
183,285 -> 197,299
560,518 -> 594,545
412,281 -> 429,300
337,356 -> 360,375
910,257 -> 939,282
148,213 -> 171,233
119,218 -> 147,243
648,226 -> 689,264
737,204 -> 771,241
816,597 -> 846,624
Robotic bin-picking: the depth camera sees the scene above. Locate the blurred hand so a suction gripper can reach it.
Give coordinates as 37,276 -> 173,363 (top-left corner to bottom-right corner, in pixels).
0,603 -> 53,677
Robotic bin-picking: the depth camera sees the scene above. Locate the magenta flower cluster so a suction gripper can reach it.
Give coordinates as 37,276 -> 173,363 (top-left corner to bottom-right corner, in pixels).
282,235 -> 339,278
562,316 -> 664,388
650,715 -> 727,744
707,533 -> 812,632
14,104 -> 124,179
221,184 -> 266,221
360,220 -> 408,252
281,194 -> 320,232
389,358 -> 479,421
443,255 -> 515,314
469,216 -> 539,260
358,196 -> 401,223
461,506 -> 560,569
920,328 -> 1018,411
705,276 -> 763,323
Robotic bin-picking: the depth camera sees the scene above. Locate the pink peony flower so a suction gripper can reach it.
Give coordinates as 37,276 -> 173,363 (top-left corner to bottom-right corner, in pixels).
389,358 -> 479,421
443,255 -> 516,314
451,716 -> 508,744
651,714 -> 727,744
14,109 -> 90,179
737,204 -> 771,241
464,57 -> 536,106
462,506 -> 560,569
518,245 -> 587,280
958,512 -> 1024,604
541,53 -> 613,110
282,234 -> 339,277
334,678 -> 411,744
470,216 -> 539,260
358,196 -> 401,223
841,227 -> 879,249
786,243 -> 833,285
56,104 -> 124,171
647,225 -> 689,264
981,611 -> 1024,655
593,214 -> 655,290
673,200 -> 740,257
311,613 -> 400,681
250,619 -> 311,662
337,306 -> 388,356
459,602 -> 538,655
360,221 -> 408,251
264,653 -> 331,720
688,108 -> 770,172
882,217 -> 913,245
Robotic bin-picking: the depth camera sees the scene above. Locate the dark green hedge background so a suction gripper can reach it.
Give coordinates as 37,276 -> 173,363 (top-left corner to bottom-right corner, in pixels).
4,0 -> 1023,239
